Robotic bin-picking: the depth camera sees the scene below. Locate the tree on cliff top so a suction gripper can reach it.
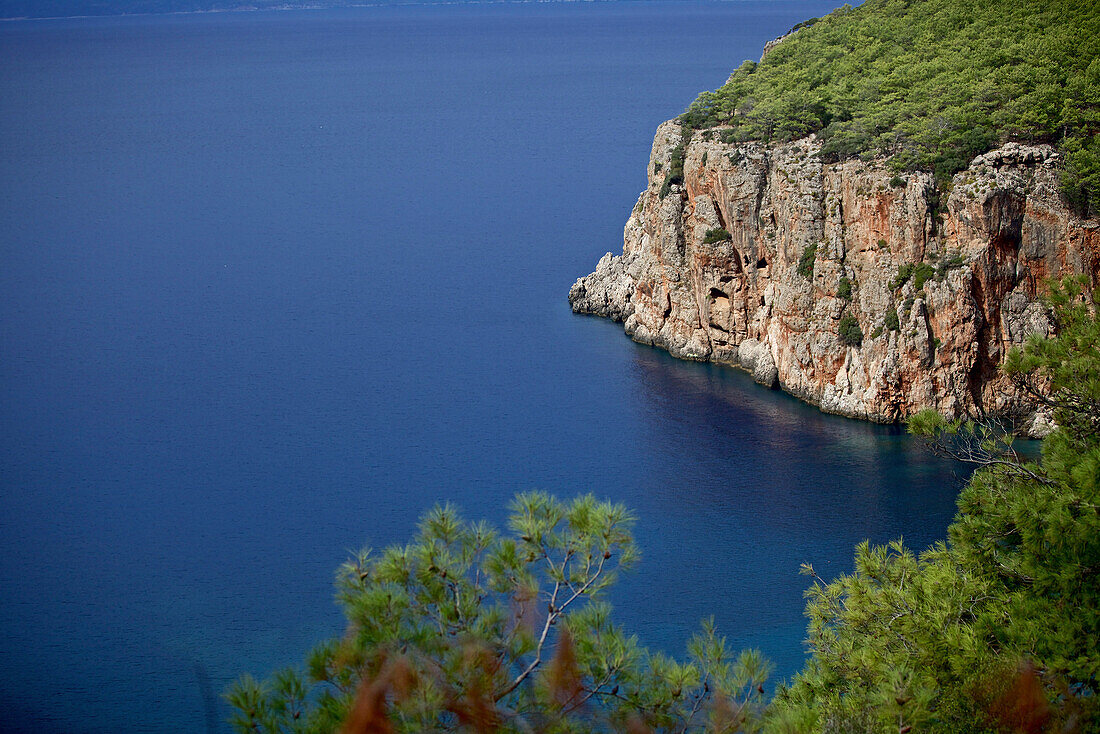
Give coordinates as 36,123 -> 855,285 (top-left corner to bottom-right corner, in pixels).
681,0 -> 1100,212
226,493 -> 770,733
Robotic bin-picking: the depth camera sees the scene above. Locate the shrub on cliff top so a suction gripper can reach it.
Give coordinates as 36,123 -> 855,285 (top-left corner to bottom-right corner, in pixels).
680,0 -> 1100,211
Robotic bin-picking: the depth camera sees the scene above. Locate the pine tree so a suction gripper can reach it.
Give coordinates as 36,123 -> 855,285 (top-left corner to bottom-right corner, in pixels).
227,493 -> 771,733
769,277 -> 1100,733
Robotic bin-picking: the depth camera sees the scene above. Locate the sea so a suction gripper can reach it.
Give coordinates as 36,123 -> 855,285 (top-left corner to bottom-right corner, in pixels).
0,2 -> 965,731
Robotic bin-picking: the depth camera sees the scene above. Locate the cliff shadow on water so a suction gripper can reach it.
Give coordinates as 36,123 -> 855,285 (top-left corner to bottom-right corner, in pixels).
567,312 -> 971,678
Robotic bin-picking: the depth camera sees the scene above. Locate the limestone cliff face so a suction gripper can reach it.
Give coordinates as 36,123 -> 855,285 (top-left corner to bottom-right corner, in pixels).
570,121 -> 1100,433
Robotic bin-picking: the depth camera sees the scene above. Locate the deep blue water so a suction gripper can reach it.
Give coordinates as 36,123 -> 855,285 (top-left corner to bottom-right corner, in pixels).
0,2 -> 962,731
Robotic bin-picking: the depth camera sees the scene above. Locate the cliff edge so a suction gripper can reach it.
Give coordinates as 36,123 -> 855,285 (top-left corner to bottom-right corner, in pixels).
570,121 -> 1100,434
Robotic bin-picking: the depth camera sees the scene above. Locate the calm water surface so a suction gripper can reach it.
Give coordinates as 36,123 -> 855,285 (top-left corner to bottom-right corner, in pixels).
0,2 -> 961,731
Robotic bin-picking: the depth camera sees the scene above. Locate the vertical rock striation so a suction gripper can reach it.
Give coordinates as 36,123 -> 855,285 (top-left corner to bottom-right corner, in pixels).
570,122 -> 1100,434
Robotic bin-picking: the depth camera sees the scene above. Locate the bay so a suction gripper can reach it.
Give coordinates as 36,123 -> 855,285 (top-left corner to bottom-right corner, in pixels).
0,2 -> 961,731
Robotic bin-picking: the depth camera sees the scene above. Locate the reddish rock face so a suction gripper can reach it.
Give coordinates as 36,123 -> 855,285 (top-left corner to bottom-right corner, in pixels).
569,122 -> 1100,434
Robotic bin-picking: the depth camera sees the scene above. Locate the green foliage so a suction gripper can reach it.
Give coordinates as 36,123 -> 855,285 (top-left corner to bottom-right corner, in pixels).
702,227 -> 731,245
773,278 -> 1100,732
227,493 -> 772,732
659,127 -> 691,200
1059,57 -> 1100,216
912,262 -> 936,291
890,263 -> 913,290
773,541 -> 991,732
837,313 -> 862,346
679,0 -> 1100,208
836,276 -> 852,300
788,16 -> 821,34
936,252 -> 966,281
797,243 -> 817,279
1005,276 -> 1100,439
889,175 -> 906,188
884,306 -> 900,331
1062,131 -> 1100,217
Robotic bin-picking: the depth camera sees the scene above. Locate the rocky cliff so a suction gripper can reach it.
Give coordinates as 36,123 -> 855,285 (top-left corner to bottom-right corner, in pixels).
570,121 -> 1100,433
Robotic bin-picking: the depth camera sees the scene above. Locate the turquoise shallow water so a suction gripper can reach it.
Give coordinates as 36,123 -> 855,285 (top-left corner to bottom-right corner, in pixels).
0,2 -> 962,731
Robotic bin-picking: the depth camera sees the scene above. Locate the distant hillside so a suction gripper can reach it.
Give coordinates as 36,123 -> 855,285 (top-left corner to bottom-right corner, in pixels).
0,0 -> 380,19
681,0 -> 1100,215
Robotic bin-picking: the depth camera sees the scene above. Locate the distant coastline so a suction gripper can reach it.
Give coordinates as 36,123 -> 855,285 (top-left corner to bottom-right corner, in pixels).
0,0 -> 704,23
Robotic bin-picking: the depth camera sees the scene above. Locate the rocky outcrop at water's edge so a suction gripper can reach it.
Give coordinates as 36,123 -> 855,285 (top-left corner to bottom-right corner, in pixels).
570,121 -> 1100,435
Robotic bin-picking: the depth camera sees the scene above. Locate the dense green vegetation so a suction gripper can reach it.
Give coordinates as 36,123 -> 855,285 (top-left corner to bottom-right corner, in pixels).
837,313 -> 863,346
680,0 -> 1100,215
231,278 -> 1099,732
